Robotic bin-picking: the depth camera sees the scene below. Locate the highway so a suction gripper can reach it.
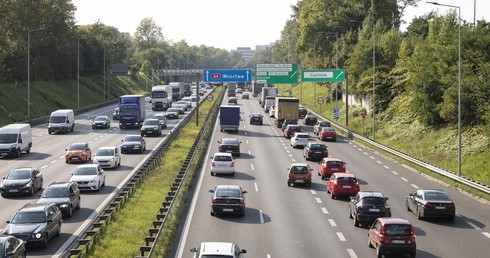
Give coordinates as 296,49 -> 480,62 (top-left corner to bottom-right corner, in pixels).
175,93 -> 490,258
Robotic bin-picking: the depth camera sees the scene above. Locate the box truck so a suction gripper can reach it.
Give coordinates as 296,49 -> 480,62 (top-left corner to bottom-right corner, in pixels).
119,95 -> 146,129
219,105 -> 240,133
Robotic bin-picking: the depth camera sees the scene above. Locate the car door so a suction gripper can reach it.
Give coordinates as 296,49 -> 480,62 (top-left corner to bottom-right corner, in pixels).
33,169 -> 42,190
369,219 -> 382,245
327,174 -> 336,192
46,205 -> 57,238
70,184 -> 80,209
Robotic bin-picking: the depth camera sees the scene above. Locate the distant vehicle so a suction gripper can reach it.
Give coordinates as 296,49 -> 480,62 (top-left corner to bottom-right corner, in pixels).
327,173 -> 360,199
169,82 -> 185,100
241,92 -> 250,99
119,95 -> 146,129
236,88 -> 243,94
210,152 -> 235,176
48,109 -> 75,134
298,106 -> 307,119
304,114 -> 317,125
209,185 -> 247,217
65,142 -> 91,164
287,163 -> 312,187
290,132 -> 311,148
0,123 -> 32,158
318,157 -> 345,180
281,119 -> 298,131
249,113 -> 263,125
406,189 -> 456,221
150,85 -> 171,110
92,147 -> 121,169
121,135 -> 146,154
303,142 -> 328,161
314,121 -> 331,134
152,114 -> 167,129
140,118 -> 162,137
190,242 -> 246,258
368,218 -> 416,258
217,138 -> 241,157
37,181 -> 81,218
349,191 -> 391,227
112,108 -> 120,120
228,97 -> 238,105
261,87 -> 278,108
269,108 -> 275,118
0,235 -> 26,258
283,124 -> 301,139
318,127 -> 337,142
70,164 -> 106,191
92,115 -> 111,129
264,96 -> 275,112
0,167 -> 43,197
175,100 -> 190,111
165,108 -> 180,119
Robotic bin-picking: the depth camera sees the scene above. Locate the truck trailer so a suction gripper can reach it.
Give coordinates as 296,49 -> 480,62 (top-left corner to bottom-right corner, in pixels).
261,87 -> 278,107
275,97 -> 300,128
169,82 -> 185,101
219,105 -> 240,133
119,95 -> 146,129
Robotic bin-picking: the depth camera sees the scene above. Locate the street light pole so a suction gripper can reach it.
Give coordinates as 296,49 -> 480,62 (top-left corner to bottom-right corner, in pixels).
426,1 -> 462,177
77,38 -> 80,108
27,27 -> 45,118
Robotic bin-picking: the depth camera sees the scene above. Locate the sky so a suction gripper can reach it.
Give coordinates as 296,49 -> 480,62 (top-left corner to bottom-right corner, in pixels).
72,0 -> 489,51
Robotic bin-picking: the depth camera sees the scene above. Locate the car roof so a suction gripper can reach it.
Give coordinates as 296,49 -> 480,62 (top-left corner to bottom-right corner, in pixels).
333,173 -> 355,178
377,217 -> 412,225
215,185 -> 242,190
290,163 -> 309,167
152,114 -> 165,118
47,181 -> 73,188
200,242 -> 235,255
323,157 -> 343,161
97,146 -> 117,150
358,191 -> 385,198
214,152 -> 233,157
76,164 -> 100,168
294,132 -> 309,136
95,115 -> 109,119
19,203 -> 52,212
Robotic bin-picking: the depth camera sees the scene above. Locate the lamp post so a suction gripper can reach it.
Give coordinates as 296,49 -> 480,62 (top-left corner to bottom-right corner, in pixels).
27,27 -> 45,117
77,38 -> 80,108
426,1 -> 462,177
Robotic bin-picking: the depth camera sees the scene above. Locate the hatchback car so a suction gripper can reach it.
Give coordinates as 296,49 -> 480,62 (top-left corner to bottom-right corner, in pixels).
242,92 -> 250,99
37,181 -> 80,218
91,115 -> 111,129
368,218 -> 416,258
140,118 -> 162,137
318,127 -> 337,141
406,189 -> 456,221
209,185 -> 247,217
0,167 -> 43,197
210,152 -> 235,176
318,157 -> 346,179
152,114 -> 167,129
0,235 -> 26,258
121,135 -> 146,154
349,191 -> 391,227
165,108 -> 180,119
327,173 -> 360,199
287,163 -> 312,187
65,142 -> 91,164
112,108 -> 120,120
4,203 -> 62,248
218,138 -> 241,157
249,113 -> 263,125
92,146 -> 121,169
70,164 -> 105,191
304,114 -> 318,125
290,132 -> 311,148
298,106 -> 307,119
303,142 -> 328,161
190,242 -> 246,258
284,124 -> 301,139
313,121 -> 332,134
228,97 -> 238,105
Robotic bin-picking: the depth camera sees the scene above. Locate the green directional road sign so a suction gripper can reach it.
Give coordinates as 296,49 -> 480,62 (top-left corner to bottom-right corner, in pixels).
302,69 -> 345,82
255,63 -> 298,84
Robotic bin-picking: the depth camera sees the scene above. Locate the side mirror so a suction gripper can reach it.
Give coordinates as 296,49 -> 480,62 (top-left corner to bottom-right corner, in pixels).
208,189 -> 214,193
242,191 -> 248,194
190,248 -> 197,253
349,196 -> 356,201
385,197 -> 389,201
18,139 -> 23,143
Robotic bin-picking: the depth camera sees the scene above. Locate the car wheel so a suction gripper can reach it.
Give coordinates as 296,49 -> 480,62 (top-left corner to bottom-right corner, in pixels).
368,236 -> 373,248
29,186 -> 35,196
416,207 -> 423,220
56,222 -> 61,236
211,172 -> 215,176
331,192 -> 336,199
354,215 -> 360,227
376,244 -> 383,258
448,214 -> 455,221
349,208 -> 353,219
42,233 -> 49,248
67,205 -> 73,217
406,201 -> 411,211
1,193 -> 7,198
76,199 -> 81,210
210,210 -> 215,216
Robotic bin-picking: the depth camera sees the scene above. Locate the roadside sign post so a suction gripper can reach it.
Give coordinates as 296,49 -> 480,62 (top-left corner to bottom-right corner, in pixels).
255,64 -> 298,84
333,106 -> 340,122
317,97 -> 324,116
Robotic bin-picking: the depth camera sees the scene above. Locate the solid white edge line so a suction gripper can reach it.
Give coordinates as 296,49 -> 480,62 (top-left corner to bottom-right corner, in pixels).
260,210 -> 265,224
347,249 -> 358,258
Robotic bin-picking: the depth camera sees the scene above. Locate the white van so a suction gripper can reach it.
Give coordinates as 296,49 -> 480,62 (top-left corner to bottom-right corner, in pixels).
48,109 -> 75,134
0,123 -> 33,158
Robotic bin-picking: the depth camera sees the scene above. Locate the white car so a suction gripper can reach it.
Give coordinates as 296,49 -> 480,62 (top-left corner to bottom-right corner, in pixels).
290,132 -> 311,148
93,146 -> 121,169
269,108 -> 275,118
191,242 -> 246,258
210,152 -> 235,176
70,164 -> 105,191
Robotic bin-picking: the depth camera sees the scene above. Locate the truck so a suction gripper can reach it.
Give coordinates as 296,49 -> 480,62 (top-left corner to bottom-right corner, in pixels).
169,82 -> 185,101
261,87 -> 278,107
227,83 -> 237,97
0,123 -> 32,158
183,82 -> 192,96
219,105 -> 240,133
119,95 -> 146,129
150,85 -> 171,111
253,83 -> 263,98
275,97 -> 300,128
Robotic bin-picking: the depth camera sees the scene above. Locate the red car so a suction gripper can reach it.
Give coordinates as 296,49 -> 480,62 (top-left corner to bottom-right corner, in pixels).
298,106 -> 307,119
318,127 -> 337,141
283,125 -> 301,139
368,218 -> 416,258
327,173 -> 360,199
318,157 -> 346,180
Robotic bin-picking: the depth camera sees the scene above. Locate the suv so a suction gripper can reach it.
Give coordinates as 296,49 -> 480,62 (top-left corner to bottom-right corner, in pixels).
349,191 -> 391,227
37,182 -> 81,218
190,242 -> 246,258
368,218 -> 416,258
3,203 -> 62,248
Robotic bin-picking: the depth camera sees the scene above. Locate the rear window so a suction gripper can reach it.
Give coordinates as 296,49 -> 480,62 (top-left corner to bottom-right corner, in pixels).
361,197 -> 385,205
424,192 -> 451,201
290,166 -> 309,174
310,144 -> 326,150
384,224 -> 412,236
222,139 -> 238,145
327,161 -> 344,166
216,189 -> 241,198
337,177 -> 357,183
296,134 -> 309,138
214,155 -> 232,162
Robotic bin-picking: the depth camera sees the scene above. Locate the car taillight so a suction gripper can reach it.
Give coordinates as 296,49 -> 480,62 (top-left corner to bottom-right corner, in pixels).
448,203 -> 455,209
211,162 -> 216,167
230,162 -> 234,167
239,199 -> 245,205
212,199 -> 217,204
424,203 -> 433,209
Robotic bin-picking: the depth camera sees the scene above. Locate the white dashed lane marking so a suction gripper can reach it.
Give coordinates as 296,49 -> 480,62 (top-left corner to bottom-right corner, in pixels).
321,207 -> 329,214
336,232 -> 347,241
483,232 -> 490,239
315,198 -> 322,204
466,222 -> 481,230
392,171 -> 399,175
383,165 -> 390,169
310,190 -> 317,195
259,210 -> 265,224
328,219 -> 337,227
376,160 -> 382,164
401,177 -> 408,182
411,184 -> 419,189
347,249 -> 358,258
250,164 -> 254,171
254,183 -> 258,192
369,156 -> 375,159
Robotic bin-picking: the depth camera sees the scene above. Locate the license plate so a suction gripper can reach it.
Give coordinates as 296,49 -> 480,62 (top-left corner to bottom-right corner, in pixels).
331,168 -> 338,170
72,157 -> 79,160
9,189 -> 19,192
392,240 -> 405,244
295,180 -> 304,183
315,151 -> 321,154
369,208 -> 380,212
0,153 -> 6,156
223,208 -> 233,212
342,185 -> 352,188
226,150 -> 233,153
435,206 -> 446,209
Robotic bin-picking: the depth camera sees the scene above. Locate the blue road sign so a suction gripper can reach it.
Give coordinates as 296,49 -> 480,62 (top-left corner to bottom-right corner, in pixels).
203,69 -> 252,83
333,106 -> 340,120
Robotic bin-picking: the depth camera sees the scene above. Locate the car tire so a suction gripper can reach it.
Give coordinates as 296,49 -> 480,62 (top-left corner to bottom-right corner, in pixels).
76,200 -> 81,210
376,244 -> 383,258
1,193 -> 7,198
354,215 -> 360,227
67,205 -> 73,217
416,207 -> 423,220
56,223 -> 61,236
448,214 -> 455,221
29,186 -> 35,196
406,201 -> 411,211
368,236 -> 373,248
349,208 -> 353,219
42,233 -> 49,248
211,172 -> 215,176
331,192 -> 336,199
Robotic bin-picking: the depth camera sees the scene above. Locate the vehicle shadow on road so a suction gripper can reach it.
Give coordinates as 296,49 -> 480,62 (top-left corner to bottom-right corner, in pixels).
212,207 -> 271,224
212,171 -> 256,181
8,152 -> 52,161
237,153 -> 255,160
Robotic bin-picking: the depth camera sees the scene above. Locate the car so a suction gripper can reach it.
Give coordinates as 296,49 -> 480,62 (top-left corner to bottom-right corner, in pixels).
318,127 -> 337,141
65,142 -> 92,164
0,235 -> 26,258
269,108 -> 275,117
287,163 -> 312,187
190,94 -> 198,102
349,191 -> 391,227
199,88 -> 206,95
290,132 -> 311,148
190,242 -> 246,258
112,108 -> 120,120
236,88 -> 243,94
210,152 -> 235,176
91,115 -> 111,129
304,114 -> 317,125
283,124 -> 301,139
37,181 -> 81,218
3,203 -> 62,248
173,104 -> 186,114
209,185 -> 247,217
217,138 -> 241,157
303,142 -> 328,161
175,100 -> 190,110
92,146 -> 121,168
152,114 -> 167,129
228,97 -> 238,105
313,121 -> 332,134
318,157 -> 346,179
242,92 -> 249,99
327,173 -> 360,199
368,218 -> 416,258
281,119 -> 298,130
249,113 -> 263,125
121,135 -> 146,154
406,189 -> 456,221
165,108 -> 180,119
140,118 -> 162,137
298,106 -> 307,119
70,164 -> 105,191
181,97 -> 193,108
0,167 -> 43,197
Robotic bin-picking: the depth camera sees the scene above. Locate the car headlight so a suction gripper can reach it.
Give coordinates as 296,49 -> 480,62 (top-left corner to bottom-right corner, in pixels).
60,203 -> 69,208
34,233 -> 43,239
23,182 -> 32,188
9,144 -> 18,149
153,126 -> 158,130
110,158 -> 114,162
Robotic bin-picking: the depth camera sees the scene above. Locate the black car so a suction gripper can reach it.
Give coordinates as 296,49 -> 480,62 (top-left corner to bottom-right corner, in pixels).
249,113 -> 263,125
303,142 -> 328,161
152,114 -> 167,129
209,185 -> 247,217
406,189 -> 456,221
121,135 -> 146,154
349,191 -> 391,227
0,167 -> 43,197
165,108 -> 180,119
140,118 -> 162,137
92,115 -> 111,129
0,235 -> 26,258
112,108 -> 120,120
218,138 -> 241,156
4,203 -> 62,248
37,181 -> 81,218
304,114 -> 318,125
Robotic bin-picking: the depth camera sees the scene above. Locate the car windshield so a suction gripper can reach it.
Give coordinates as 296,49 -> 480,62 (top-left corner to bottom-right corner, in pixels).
290,166 -> 309,174
69,143 -> 86,150
337,177 -> 356,184
49,116 -> 66,123
384,224 -> 412,236
216,189 -> 241,198
11,211 -> 46,224
144,120 -> 159,125
6,169 -> 31,180
74,167 -> 98,175
125,136 -> 142,142
41,187 -> 69,198
361,197 -> 385,205
214,155 -> 232,162
94,116 -> 107,121
424,192 -> 451,201
96,149 -> 115,156
200,255 -> 234,258
0,134 -> 18,144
